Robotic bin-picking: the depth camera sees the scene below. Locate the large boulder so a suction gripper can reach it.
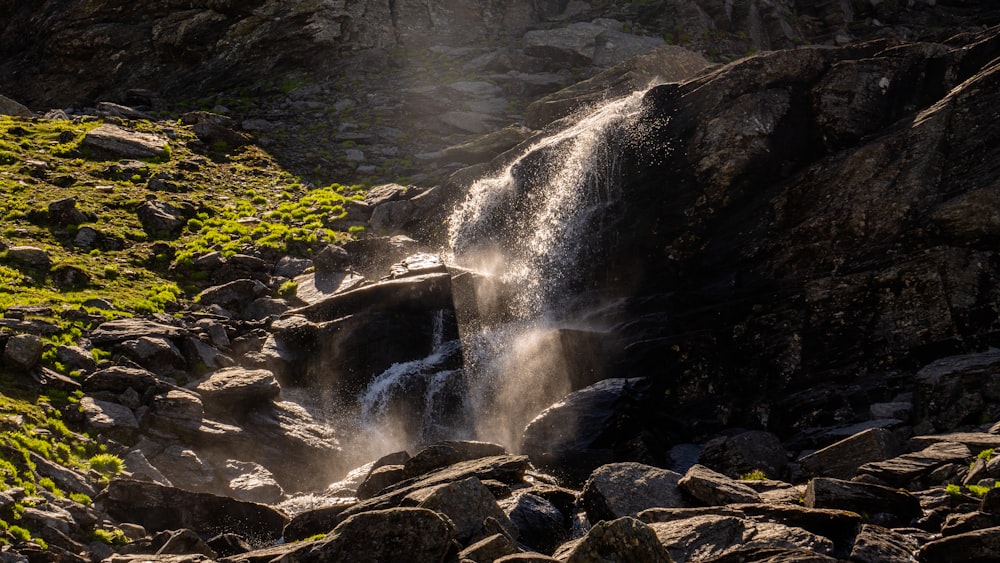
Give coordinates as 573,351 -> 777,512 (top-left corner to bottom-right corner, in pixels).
189,367 -> 281,413
82,124 -> 169,159
303,508 -> 454,563
580,462 -> 686,524
2,334 -> 43,371
913,350 -> 1000,433
553,516 -> 671,563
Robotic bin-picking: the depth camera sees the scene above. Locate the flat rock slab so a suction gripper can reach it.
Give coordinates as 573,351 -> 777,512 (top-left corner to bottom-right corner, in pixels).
799,427 -> 901,480
910,433 -> 1000,451
678,464 -> 761,505
90,318 -> 189,344
293,271 -> 366,304
82,124 -> 169,159
850,524 -> 918,563
918,525 -> 1000,563
288,272 -> 453,322
858,441 -> 971,487
190,367 -> 281,407
804,477 -> 922,526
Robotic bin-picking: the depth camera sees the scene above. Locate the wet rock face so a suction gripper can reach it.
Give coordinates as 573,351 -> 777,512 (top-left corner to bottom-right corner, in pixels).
592,30 -> 1000,436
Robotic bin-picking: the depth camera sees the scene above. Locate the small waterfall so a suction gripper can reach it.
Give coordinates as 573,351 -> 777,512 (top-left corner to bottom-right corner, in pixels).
352,90 -> 653,457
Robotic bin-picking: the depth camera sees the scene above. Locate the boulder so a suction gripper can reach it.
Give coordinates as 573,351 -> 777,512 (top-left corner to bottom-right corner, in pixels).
356,465 -> 406,500
0,94 -> 32,117
180,111 -> 251,150
799,428 -> 902,480
48,197 -> 88,225
82,124 -> 169,159
849,524 -> 918,563
289,272 -> 454,322
80,397 -> 139,441
221,460 -> 284,505
917,526 -> 1000,563
504,493 -> 568,555
414,476 -> 514,543
581,462 -> 686,524
196,280 -> 268,313
282,499 -> 356,543
120,336 -> 186,373
83,365 -> 162,394
122,450 -> 172,486
459,533 -> 520,562
303,508 -> 454,563
5,246 -> 51,270
90,318 -> 189,345
553,516 -> 671,563
677,464 -> 761,506
312,245 -> 351,273
2,334 -> 43,371
189,367 -> 281,412
150,446 -> 216,492
804,477 -> 922,527
698,430 -> 787,479
913,350 -> 1000,433
98,479 -> 288,542
857,441 -> 972,488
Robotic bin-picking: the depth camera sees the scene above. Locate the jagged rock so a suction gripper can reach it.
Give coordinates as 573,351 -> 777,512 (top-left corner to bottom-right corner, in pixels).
120,336 -> 186,372
83,365 -> 162,394
799,428 -> 902,480
504,493 -> 568,555
80,397 -> 139,441
282,499 -> 356,543
150,446 -> 215,491
4,246 -> 51,270
459,532 -> 520,562
338,455 -> 529,523
2,334 -> 43,371
678,464 -> 761,506
341,235 -> 421,277
206,533 -> 251,557
290,272 -> 453,321
413,476 -> 514,543
0,94 -> 32,117
312,245 -> 351,273
857,441 -> 971,488
122,450 -> 172,486
189,367 -> 280,412
196,280 -> 268,313
47,197 -> 88,225
699,430 -> 787,479
99,479 -> 288,541
804,477 -> 922,527
441,125 -> 532,165
356,465 -> 406,500
82,124 -> 168,159
181,111 -> 251,150
28,452 -> 96,497
302,507 -> 454,563
849,524 -> 918,563
913,350 -> 1000,433
90,318 -> 189,345
156,529 -> 216,558
274,256 -> 312,278
917,525 -> 1000,563
521,378 -> 666,483
221,460 -> 284,505
646,514 -> 835,563
554,516 -> 671,563
581,462 -> 686,524
292,271 -> 366,305
910,433 -> 1000,452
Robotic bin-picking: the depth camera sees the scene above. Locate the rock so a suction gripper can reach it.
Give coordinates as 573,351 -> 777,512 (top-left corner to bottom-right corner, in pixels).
138,201 -> 187,238
441,125 -> 532,165
80,397 -> 139,441
341,235 -> 421,278
0,94 -> 32,117
678,464 -> 761,506
917,525 -> 1000,563
181,111 -> 252,150
459,532 -> 520,562
403,444 -> 465,479
4,246 -> 51,270
521,378 -> 665,483
2,334 -> 43,371
207,533 -> 252,557
910,433 -> 1000,452
120,336 -> 186,372
356,465 -> 406,500
90,318 -> 189,345
282,499 -> 356,543
156,529 -> 216,558
122,450 -> 172,486
504,493 -> 568,555
150,446 -> 216,491
28,452 -> 97,498
554,516 -> 671,563
982,487 -> 1000,514
189,367 -> 281,412
83,365 -> 162,394
799,428 -> 902,480
312,245 -> 351,273
48,197 -> 88,225
82,124 -> 169,159
415,476 -> 514,543
646,514 -> 834,563
581,462 -> 686,524
99,479 -> 289,542
804,477 -> 922,527
275,256 -> 313,278
303,507 -> 454,563
849,524 -> 918,563
290,272 -> 453,322
196,280 -> 268,313
51,264 -> 91,288
913,350 -> 1000,433
857,441 -> 972,488
292,271 -> 366,305
699,430 -> 787,479
222,460 -> 284,505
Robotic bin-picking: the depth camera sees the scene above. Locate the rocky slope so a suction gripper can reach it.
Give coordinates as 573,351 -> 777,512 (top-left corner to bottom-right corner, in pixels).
1,1 -> 1000,562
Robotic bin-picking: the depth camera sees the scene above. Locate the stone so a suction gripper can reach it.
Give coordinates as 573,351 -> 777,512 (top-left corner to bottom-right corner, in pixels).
554,516 -> 671,563
51,264 -> 91,288
156,529 -> 216,558
678,464 -> 761,506
356,465 -> 406,500
404,444 -> 465,479
90,318 -> 188,345
122,450 -> 172,486
799,428 -> 901,480
150,446 -> 216,491
917,526 -> 1000,563
83,365 -> 162,394
289,272 -> 453,322
849,524 -> 919,563
206,533 -> 252,557
28,452 -> 97,497
222,460 -> 284,505
282,499 -> 356,543
196,279 -> 268,313
120,336 -> 186,371
504,493 -> 568,555
137,200 -> 187,237
804,477 -> 922,527
189,367 -> 280,411
303,508 -> 454,563
82,124 -> 169,159
415,476 -> 514,543
80,397 -> 139,441
698,430 -> 787,479
312,245 -> 351,273
857,441 -> 971,488
275,256 -> 313,278
459,533 -> 520,562
581,462 -> 686,524
913,350 -> 1000,433
0,94 -> 32,117
646,514 -> 834,563
2,334 -> 43,370
99,479 -> 289,542
5,246 -> 51,270
48,197 -> 88,225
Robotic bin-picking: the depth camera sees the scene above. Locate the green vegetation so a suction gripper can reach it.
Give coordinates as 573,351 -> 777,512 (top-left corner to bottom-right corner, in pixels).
88,453 -> 124,477
946,482 -> 1000,498
92,528 -> 131,546
739,469 -> 768,481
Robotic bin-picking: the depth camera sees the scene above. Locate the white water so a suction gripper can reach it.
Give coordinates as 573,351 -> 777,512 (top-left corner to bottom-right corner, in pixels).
353,91 -> 651,456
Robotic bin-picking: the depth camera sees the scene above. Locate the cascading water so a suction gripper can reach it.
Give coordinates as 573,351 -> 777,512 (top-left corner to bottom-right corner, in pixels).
354,90 -> 653,456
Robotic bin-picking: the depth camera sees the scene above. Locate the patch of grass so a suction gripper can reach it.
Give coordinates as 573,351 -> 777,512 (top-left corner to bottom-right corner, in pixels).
88,453 -> 124,477
739,469 -> 768,481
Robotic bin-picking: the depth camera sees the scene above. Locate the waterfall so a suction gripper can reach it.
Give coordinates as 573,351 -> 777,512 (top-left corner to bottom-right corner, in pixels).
353,90 -> 652,456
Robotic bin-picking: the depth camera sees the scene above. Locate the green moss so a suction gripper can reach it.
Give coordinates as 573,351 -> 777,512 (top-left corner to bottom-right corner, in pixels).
88,453 -> 124,477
